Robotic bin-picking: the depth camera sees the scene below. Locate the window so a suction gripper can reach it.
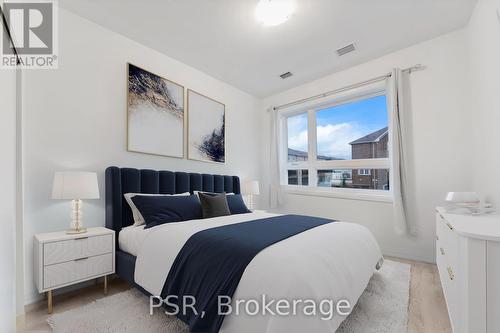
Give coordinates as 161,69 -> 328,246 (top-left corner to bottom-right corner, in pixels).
288,169 -> 308,185
287,113 -> 308,162
358,169 -> 371,176
280,91 -> 390,195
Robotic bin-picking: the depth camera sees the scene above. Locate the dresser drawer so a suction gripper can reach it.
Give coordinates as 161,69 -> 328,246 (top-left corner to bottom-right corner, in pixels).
44,234 -> 113,265
43,253 -> 113,289
436,213 -> 459,269
436,212 -> 461,332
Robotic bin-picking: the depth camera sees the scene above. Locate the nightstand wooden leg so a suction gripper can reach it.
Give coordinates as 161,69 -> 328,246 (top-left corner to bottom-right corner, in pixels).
104,275 -> 108,295
47,290 -> 53,314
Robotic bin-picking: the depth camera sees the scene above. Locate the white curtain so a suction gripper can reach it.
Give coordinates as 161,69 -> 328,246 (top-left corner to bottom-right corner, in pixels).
269,108 -> 281,208
387,68 -> 415,235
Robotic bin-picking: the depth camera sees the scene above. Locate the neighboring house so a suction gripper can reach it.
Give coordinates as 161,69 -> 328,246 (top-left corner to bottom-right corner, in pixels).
287,148 -> 308,161
288,148 -> 339,161
287,148 -> 339,186
349,127 -> 389,190
317,169 -> 352,188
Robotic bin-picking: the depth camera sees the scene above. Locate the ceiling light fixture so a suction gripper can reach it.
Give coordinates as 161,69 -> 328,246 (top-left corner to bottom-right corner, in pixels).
255,0 -> 296,27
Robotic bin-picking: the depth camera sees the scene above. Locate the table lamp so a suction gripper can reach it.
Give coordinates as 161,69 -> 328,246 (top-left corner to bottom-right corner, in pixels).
242,180 -> 260,210
52,171 -> 100,234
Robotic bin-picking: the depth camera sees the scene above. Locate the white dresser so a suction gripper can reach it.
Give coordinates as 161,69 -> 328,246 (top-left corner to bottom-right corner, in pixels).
34,227 -> 115,313
436,207 -> 500,333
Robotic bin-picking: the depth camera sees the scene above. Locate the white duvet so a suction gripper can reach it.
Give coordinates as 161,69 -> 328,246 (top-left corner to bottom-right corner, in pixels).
134,212 -> 382,333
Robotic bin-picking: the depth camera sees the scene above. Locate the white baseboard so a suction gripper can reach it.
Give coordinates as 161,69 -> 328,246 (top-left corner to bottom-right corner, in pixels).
382,250 -> 435,264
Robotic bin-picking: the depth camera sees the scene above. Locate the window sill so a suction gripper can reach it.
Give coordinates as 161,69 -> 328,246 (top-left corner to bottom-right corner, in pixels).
281,185 -> 393,203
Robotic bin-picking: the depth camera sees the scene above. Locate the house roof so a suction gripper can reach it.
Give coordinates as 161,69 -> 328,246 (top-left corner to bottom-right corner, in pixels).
349,127 -> 388,145
288,148 -> 308,158
287,148 -> 343,160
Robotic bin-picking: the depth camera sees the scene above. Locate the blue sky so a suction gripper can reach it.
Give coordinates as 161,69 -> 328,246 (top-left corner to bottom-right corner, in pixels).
288,95 -> 388,159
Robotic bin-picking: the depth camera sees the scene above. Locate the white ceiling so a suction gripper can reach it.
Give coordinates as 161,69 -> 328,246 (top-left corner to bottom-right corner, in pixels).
61,0 -> 477,98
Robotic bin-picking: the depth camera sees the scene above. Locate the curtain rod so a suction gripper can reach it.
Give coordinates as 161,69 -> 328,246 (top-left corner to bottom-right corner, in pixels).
272,64 -> 425,111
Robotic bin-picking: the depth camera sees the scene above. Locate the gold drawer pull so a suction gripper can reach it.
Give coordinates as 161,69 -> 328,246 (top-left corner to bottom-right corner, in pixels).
447,266 -> 455,280
74,257 -> 88,261
440,247 -> 445,255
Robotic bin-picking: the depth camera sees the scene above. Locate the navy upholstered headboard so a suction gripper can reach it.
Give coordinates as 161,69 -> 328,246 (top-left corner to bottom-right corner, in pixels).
105,166 -> 241,236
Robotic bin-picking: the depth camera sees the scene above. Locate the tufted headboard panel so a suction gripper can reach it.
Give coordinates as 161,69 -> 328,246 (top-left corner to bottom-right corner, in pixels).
105,166 -> 241,239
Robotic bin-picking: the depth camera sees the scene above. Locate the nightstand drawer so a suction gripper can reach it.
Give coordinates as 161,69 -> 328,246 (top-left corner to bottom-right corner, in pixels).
44,234 -> 113,265
86,234 -> 113,257
43,253 -> 113,289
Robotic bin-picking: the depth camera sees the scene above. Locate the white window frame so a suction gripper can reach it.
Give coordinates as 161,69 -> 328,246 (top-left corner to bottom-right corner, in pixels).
277,83 -> 392,202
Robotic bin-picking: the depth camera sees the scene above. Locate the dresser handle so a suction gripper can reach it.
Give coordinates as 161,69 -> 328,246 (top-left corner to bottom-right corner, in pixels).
445,222 -> 454,230
74,257 -> 88,261
440,247 -> 445,255
75,237 -> 89,240
447,266 -> 455,280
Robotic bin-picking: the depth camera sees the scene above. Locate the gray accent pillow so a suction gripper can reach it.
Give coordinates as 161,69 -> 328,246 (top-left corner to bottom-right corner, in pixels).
199,192 -> 231,218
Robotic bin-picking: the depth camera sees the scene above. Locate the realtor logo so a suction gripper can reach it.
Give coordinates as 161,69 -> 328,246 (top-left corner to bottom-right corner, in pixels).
1,0 -> 58,68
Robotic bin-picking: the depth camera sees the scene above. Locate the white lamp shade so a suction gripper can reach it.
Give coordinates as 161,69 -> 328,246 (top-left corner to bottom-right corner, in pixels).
52,172 -> 100,200
242,180 -> 260,195
445,192 -> 480,203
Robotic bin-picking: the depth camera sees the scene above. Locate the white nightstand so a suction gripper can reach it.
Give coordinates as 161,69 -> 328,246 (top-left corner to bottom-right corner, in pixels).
34,227 -> 115,313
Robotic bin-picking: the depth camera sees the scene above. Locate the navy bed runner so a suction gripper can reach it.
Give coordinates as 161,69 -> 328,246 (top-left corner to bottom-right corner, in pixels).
160,214 -> 335,333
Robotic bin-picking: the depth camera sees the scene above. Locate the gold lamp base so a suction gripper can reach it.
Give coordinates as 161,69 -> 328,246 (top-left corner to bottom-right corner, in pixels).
66,227 -> 87,234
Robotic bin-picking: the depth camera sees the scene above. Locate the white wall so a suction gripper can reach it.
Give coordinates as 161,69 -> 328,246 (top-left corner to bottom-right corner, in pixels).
0,67 -> 17,329
22,9 -> 262,304
15,68 -> 25,319
259,30 -> 472,263
467,0 -> 500,205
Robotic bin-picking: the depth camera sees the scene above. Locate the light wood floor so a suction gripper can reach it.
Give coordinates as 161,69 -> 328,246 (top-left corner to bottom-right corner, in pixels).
18,258 -> 451,332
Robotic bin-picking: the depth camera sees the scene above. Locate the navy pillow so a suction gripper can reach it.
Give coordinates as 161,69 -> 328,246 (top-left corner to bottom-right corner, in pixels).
226,194 -> 251,214
131,194 -> 202,229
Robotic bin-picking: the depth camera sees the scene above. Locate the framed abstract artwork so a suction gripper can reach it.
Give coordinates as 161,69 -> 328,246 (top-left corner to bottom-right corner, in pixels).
127,63 -> 184,158
187,89 -> 226,163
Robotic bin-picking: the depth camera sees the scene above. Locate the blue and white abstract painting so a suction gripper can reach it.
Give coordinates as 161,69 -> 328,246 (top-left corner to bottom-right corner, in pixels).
188,90 -> 225,163
127,63 -> 184,158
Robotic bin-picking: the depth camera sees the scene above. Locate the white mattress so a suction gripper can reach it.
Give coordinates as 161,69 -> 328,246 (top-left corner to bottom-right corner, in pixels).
118,225 -> 151,256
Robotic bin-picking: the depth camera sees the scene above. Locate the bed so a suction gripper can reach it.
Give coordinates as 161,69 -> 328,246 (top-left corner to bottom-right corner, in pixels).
105,166 -> 383,333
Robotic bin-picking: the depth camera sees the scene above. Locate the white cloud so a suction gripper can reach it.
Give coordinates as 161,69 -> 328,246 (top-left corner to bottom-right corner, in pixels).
317,123 -> 363,159
288,122 -> 364,159
287,114 -> 308,152
288,129 -> 308,151
287,114 -> 306,132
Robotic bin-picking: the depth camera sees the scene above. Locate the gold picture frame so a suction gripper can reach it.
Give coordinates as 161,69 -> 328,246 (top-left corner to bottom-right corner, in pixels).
187,89 -> 226,164
126,63 -> 186,159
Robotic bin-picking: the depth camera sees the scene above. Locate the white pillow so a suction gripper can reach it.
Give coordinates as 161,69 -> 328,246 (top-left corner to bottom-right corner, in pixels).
124,192 -> 191,226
